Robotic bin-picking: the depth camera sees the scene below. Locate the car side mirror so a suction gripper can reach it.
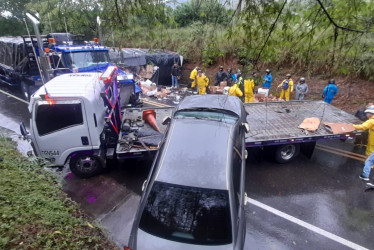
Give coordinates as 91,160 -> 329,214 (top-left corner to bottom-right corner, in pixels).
241,123 -> 249,133
162,116 -> 171,125
20,122 -> 29,139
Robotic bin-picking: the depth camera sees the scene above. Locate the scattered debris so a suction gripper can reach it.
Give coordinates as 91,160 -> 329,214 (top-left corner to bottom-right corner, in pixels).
323,122 -> 355,134
299,117 -> 321,132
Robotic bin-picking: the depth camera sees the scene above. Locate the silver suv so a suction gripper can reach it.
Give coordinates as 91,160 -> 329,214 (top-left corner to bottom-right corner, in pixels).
127,95 -> 248,250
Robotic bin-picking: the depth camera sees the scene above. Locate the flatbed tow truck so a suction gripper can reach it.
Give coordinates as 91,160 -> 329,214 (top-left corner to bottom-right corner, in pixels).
117,100 -> 362,163
20,66 -> 362,178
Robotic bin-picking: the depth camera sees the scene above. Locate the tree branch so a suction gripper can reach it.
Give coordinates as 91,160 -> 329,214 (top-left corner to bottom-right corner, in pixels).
315,0 -> 365,33
254,0 -> 287,67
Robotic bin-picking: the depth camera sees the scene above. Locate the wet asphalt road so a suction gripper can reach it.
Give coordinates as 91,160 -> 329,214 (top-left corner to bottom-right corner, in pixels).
1,86 -> 373,250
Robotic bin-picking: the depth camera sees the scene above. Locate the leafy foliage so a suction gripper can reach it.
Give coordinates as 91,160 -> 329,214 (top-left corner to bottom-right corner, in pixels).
0,0 -> 374,78
173,0 -> 231,27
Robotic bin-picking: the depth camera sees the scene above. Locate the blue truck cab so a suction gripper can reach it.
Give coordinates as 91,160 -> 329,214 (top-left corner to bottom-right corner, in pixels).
0,33 -> 114,101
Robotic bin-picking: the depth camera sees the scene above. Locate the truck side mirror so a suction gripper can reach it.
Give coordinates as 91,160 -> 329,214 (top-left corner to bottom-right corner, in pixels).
241,123 -> 249,133
20,122 -> 29,139
162,116 -> 171,125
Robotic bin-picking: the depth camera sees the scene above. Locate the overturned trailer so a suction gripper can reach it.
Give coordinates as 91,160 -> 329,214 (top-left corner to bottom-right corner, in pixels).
110,48 -> 183,86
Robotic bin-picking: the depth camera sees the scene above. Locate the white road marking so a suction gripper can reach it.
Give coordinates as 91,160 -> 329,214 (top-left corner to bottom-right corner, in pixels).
246,197 -> 369,250
0,89 -> 29,104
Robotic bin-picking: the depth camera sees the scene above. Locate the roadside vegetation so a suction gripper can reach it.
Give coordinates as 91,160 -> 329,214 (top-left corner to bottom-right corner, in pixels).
1,0 -> 373,79
0,137 -> 117,249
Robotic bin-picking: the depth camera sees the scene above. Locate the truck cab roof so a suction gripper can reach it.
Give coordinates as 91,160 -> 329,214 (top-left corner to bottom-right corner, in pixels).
30,72 -> 103,105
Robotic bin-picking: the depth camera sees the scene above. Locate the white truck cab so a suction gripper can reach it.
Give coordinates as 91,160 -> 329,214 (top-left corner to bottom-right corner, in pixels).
22,66 -> 121,178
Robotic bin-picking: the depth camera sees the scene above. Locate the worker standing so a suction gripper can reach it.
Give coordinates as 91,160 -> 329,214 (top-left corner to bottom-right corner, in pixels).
263,69 -> 273,89
295,77 -> 308,100
236,71 -> 245,101
244,72 -> 256,103
196,70 -> 209,95
352,106 -> 374,181
278,73 -> 293,101
171,63 -> 180,89
323,79 -> 338,104
215,66 -> 227,86
189,66 -> 199,89
226,68 -> 234,86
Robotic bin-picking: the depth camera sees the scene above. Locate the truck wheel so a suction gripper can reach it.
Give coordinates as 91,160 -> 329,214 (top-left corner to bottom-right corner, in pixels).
20,81 -> 30,101
274,144 -> 300,163
69,154 -> 104,178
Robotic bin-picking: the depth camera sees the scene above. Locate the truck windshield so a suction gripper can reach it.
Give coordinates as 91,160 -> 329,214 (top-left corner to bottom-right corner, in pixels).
174,109 -> 238,124
139,181 -> 232,245
63,51 -> 109,69
36,103 -> 83,136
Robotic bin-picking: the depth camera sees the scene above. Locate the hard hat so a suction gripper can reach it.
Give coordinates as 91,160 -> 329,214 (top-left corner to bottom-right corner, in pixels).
300,77 -> 305,83
329,79 -> 335,84
219,65 -> 223,69
198,70 -> 202,73
265,69 -> 270,73
364,106 -> 374,114
236,69 -> 241,74
286,73 -> 291,77
196,66 -> 200,70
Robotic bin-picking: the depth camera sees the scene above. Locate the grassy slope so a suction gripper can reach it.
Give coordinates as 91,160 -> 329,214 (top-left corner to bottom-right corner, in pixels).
0,137 -> 118,249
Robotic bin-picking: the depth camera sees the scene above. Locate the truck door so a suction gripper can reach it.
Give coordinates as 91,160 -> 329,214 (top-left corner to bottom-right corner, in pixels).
31,99 -> 92,166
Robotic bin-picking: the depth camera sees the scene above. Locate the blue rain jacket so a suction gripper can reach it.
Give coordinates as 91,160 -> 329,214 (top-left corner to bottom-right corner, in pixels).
323,83 -> 338,103
263,73 -> 273,88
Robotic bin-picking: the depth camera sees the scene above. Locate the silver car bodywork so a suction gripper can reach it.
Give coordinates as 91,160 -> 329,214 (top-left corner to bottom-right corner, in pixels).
128,95 -> 247,250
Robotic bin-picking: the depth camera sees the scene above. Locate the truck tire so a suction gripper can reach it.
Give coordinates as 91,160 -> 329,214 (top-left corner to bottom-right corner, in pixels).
20,81 -> 30,101
274,144 -> 300,164
69,154 -> 104,178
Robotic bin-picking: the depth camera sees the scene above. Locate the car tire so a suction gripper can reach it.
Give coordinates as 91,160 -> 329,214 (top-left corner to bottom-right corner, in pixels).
274,143 -> 300,163
69,154 -> 104,178
20,81 -> 30,101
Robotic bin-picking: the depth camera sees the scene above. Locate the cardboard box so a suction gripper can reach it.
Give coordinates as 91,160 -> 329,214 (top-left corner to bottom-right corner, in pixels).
219,81 -> 227,88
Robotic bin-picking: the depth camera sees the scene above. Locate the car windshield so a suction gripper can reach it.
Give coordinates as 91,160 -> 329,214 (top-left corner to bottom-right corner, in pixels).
63,51 -> 109,69
139,181 -> 232,245
174,109 -> 238,124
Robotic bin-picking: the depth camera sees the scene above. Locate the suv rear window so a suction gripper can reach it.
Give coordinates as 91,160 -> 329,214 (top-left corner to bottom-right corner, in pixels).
36,103 -> 83,136
174,109 -> 238,124
139,181 -> 232,245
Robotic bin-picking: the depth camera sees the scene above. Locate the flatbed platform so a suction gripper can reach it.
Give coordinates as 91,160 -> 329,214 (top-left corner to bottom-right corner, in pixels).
244,100 -> 361,146
116,100 -> 362,158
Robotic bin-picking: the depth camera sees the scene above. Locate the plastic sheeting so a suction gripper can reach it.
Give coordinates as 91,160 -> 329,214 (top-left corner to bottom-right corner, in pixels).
0,36 -> 25,70
119,48 -> 182,86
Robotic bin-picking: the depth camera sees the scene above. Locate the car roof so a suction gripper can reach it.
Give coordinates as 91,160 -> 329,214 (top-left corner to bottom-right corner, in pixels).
177,95 -> 245,118
155,118 -> 236,190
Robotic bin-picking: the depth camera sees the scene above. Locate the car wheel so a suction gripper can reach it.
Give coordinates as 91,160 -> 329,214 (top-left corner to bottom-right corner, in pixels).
274,144 -> 300,163
69,154 -> 104,178
20,81 -> 30,101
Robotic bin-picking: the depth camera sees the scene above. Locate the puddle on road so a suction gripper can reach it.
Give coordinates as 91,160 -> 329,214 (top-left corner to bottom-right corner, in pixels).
60,167 -> 140,247
0,120 -> 32,157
